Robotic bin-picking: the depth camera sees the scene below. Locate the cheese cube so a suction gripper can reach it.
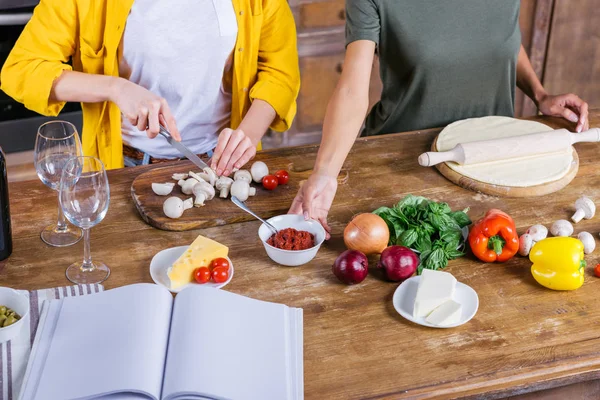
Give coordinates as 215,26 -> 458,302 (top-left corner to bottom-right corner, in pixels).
413,269 -> 456,318
168,235 -> 229,289
425,300 -> 462,327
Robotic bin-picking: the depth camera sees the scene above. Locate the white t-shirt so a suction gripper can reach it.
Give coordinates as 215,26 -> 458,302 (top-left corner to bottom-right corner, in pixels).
119,0 -> 238,158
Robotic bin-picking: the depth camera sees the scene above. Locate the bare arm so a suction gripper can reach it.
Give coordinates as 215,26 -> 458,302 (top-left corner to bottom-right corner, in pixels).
313,40 -> 376,177
50,70 -> 120,103
516,45 -> 589,132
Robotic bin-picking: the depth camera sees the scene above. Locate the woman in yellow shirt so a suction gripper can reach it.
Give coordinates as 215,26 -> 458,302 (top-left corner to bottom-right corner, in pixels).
1,0 -> 300,174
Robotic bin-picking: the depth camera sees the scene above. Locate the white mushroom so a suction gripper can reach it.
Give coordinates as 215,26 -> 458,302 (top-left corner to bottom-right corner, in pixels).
248,187 -> 256,196
163,197 -> 193,219
230,180 -> 251,202
179,178 -> 199,195
172,173 -> 188,181
550,220 -> 574,237
572,196 -> 596,223
518,234 -> 534,257
578,231 -> 596,254
215,176 -> 234,198
525,224 -> 548,242
151,182 -> 175,196
233,169 -> 252,183
192,181 -> 215,207
189,171 -> 208,184
203,167 -> 217,186
250,161 -> 269,183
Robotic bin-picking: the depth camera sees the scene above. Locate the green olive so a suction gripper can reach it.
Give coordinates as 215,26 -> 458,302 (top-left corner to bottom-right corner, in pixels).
3,315 -> 16,327
0,306 -> 6,315
0,315 -> 6,326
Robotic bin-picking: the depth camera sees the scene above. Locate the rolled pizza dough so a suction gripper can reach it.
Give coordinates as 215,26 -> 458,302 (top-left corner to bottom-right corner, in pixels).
435,116 -> 574,187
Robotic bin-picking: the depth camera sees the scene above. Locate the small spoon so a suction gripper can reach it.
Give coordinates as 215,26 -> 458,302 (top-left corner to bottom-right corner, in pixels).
231,196 -> 278,235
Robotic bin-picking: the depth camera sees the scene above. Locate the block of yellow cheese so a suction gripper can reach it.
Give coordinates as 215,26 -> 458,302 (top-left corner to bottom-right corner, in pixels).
168,235 -> 229,289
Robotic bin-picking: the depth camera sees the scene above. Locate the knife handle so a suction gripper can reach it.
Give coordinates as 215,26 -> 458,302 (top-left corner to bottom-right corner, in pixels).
158,125 -> 171,139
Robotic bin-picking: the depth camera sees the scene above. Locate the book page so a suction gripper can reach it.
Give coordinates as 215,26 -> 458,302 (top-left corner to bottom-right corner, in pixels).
20,284 -> 173,400
162,287 -> 300,400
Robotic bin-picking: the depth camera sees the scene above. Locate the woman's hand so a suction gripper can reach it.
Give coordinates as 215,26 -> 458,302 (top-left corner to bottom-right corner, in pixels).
288,173 -> 338,239
111,78 -> 181,140
537,93 -> 589,133
210,128 -> 257,176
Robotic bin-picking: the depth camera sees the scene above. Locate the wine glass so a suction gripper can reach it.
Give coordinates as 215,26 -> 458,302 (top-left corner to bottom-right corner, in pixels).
34,121 -> 83,246
59,156 -> 110,284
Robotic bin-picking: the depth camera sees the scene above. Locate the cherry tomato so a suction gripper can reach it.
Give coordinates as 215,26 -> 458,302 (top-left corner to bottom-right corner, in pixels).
194,267 -> 211,284
210,257 -> 230,272
212,266 -> 229,283
262,175 -> 278,190
594,264 -> 600,278
274,170 -> 290,185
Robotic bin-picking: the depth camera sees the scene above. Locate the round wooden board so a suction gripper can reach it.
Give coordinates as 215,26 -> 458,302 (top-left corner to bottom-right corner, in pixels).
432,135 -> 579,198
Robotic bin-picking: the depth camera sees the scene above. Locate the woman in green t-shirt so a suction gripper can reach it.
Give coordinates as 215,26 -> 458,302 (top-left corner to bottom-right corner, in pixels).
289,0 -> 589,237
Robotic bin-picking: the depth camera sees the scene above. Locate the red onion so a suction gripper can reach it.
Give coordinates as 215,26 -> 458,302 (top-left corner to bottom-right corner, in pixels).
332,250 -> 368,284
377,246 -> 418,282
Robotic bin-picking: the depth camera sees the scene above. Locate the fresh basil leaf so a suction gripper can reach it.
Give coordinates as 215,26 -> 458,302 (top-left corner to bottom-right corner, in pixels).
440,230 -> 462,244
414,234 -> 432,253
446,249 -> 465,259
399,229 -> 418,248
450,210 -> 472,228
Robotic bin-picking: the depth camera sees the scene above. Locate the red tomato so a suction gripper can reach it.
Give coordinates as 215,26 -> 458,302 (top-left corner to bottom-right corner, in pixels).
210,257 -> 230,272
212,266 -> 229,283
274,170 -> 290,185
194,267 -> 211,284
262,175 -> 278,190
595,264 -> 600,278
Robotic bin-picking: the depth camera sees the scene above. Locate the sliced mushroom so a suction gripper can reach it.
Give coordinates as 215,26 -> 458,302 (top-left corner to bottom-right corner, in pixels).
151,182 -> 175,196
215,176 -> 234,198
525,224 -> 548,242
179,178 -> 199,195
250,161 -> 269,183
248,187 -> 256,196
233,169 -> 252,184
572,196 -> 596,223
550,220 -> 574,237
192,180 -> 215,207
172,173 -> 188,181
203,167 -> 217,186
230,180 -> 251,202
578,231 -> 596,254
163,197 -> 193,219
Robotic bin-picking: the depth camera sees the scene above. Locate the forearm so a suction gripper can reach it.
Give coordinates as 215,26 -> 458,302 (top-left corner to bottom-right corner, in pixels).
50,70 -> 122,103
237,99 -> 277,145
314,85 -> 370,177
516,45 -> 547,106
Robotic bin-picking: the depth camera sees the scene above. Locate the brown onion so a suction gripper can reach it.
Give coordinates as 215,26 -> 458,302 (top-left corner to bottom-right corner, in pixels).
343,213 -> 390,255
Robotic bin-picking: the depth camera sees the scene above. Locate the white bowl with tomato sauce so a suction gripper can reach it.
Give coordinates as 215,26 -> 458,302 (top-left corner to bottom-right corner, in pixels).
258,214 -> 326,266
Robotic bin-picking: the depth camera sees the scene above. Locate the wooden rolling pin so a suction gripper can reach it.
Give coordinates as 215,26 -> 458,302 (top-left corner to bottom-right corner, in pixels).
418,128 -> 600,167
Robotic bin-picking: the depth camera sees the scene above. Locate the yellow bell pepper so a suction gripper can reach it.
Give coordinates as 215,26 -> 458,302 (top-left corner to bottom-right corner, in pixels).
529,237 -> 585,291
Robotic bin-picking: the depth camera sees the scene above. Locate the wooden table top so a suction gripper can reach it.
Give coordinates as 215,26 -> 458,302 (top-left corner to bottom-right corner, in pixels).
2,110 -> 600,399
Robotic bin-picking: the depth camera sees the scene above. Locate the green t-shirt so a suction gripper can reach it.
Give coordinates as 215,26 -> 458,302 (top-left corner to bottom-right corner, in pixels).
345,0 -> 521,136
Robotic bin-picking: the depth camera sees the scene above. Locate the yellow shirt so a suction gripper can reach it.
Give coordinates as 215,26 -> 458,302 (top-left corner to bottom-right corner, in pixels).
0,0 -> 300,169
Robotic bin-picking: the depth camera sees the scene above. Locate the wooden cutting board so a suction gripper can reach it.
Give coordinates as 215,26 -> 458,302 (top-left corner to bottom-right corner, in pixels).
432,136 -> 579,197
130,153 -> 348,231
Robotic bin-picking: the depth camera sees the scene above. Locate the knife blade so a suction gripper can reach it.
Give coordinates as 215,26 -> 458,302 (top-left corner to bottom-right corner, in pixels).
158,125 -> 215,173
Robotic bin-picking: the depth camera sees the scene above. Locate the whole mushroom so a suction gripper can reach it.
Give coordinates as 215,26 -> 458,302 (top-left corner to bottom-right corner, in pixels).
578,231 -> 596,254
250,161 -> 269,183
215,176 -> 234,198
572,196 -> 595,223
163,197 -> 193,219
234,169 -> 252,184
518,233 -> 534,257
550,220 -> 574,237
230,180 -> 251,202
192,181 -> 215,207
525,224 -> 548,242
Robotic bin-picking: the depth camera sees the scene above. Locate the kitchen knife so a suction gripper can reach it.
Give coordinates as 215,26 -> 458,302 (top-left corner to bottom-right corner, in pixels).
158,124 -> 215,173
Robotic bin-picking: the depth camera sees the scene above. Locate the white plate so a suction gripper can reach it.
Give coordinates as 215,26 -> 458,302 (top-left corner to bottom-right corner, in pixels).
392,275 -> 479,328
150,246 -> 234,293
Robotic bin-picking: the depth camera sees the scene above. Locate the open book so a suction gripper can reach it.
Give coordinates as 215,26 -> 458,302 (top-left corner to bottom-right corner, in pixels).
19,284 -> 303,400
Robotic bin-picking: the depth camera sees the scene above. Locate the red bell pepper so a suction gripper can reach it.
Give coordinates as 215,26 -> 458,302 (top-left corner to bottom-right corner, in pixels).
468,209 -> 519,262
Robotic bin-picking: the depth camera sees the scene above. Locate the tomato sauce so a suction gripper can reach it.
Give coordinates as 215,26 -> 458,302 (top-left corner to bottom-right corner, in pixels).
267,228 -> 315,251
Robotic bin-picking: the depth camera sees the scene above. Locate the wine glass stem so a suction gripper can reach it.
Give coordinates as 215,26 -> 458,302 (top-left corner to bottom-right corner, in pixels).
56,196 -> 68,232
81,228 -> 94,271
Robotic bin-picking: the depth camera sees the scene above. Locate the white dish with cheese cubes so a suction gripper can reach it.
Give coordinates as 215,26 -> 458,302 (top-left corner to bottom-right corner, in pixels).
393,269 -> 478,328
150,235 -> 233,293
